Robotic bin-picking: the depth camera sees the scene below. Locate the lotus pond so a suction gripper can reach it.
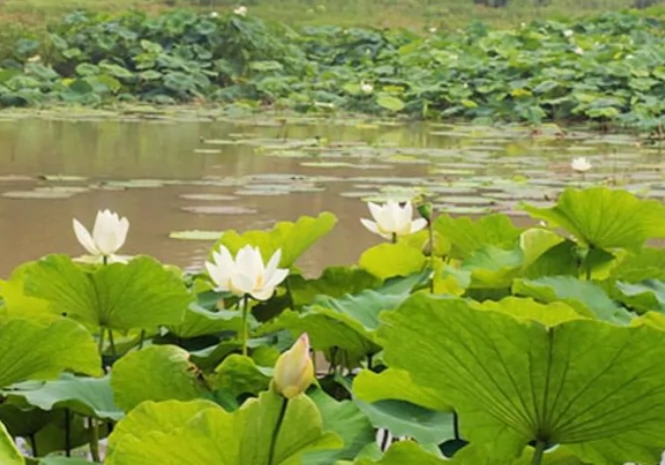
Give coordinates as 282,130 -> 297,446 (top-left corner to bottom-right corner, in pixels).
3,114 -> 665,464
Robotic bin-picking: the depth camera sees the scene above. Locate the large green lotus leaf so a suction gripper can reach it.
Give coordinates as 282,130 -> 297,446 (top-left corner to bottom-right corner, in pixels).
0,421 -> 23,465
512,276 -> 631,324
213,212 -> 337,268
304,388 -> 375,465
379,293 -> 665,464
432,263 -> 469,296
37,458 -> 94,465
352,369 -> 449,411
614,280 -> 665,313
359,243 -> 426,280
24,255 -> 191,331
106,399 -> 220,458
106,401 -> 240,464
521,240 -> 579,279
461,245 -> 523,289
167,305 -> 242,338
288,267 -> 381,307
0,318 -> 101,388
355,440 -> 449,465
239,390 -> 342,464
262,273 -> 426,364
433,213 -> 522,259
210,354 -> 272,397
108,391 -> 341,465
0,263 -> 54,324
4,373 -> 122,421
610,247 -> 665,282
110,345 -> 208,411
469,297 -> 588,327
522,187 -> 665,252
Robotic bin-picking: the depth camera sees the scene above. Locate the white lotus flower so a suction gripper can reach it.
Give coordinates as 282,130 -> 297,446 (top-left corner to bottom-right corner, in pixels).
73,209 -> 130,263
361,200 -> 427,240
571,157 -> 592,173
429,27 -> 437,33
206,245 -> 288,300
234,5 -> 247,16
574,46 -> 584,55
563,29 -> 574,38
210,11 -> 219,18
361,82 -> 374,94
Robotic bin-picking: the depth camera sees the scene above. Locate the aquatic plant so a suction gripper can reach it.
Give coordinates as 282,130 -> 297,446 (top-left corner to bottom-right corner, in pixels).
1,186 -> 665,463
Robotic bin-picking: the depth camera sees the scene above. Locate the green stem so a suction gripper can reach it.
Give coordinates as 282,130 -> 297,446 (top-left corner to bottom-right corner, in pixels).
108,330 -> 117,356
241,295 -> 250,356
88,417 -> 101,463
391,232 -> 397,244
427,220 -> 434,294
138,329 -> 146,350
97,328 -> 105,357
64,409 -> 71,457
531,440 -> 547,465
267,397 -> 289,465
28,434 -> 37,458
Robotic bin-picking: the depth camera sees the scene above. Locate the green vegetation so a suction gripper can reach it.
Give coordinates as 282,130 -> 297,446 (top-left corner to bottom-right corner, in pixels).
2,8 -> 665,129
3,186 -> 665,463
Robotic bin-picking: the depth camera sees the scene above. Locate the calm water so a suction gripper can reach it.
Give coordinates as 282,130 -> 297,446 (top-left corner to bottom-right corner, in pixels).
0,114 -> 662,277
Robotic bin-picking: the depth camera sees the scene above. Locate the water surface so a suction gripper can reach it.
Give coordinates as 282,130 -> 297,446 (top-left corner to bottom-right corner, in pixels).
0,113 -> 662,277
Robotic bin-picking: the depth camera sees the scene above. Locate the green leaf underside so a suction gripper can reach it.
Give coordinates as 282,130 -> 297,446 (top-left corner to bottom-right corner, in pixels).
379,294 -> 665,464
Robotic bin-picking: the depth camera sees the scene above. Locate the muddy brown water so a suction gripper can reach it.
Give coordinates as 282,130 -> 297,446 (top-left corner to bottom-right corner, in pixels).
0,114 -> 663,278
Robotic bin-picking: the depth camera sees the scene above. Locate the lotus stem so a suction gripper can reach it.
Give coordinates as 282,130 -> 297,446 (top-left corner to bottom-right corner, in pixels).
241,295 -> 250,356
97,327 -> 105,357
531,439 -> 547,465
267,397 -> 289,465
138,329 -> 146,350
427,219 -> 434,294
64,408 -> 71,456
28,433 -> 37,457
391,232 -> 397,244
453,411 -> 460,440
88,417 -> 101,462
108,330 -> 117,356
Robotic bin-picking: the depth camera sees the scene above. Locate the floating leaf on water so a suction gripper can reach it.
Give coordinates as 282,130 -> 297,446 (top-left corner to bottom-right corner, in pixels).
2,190 -> 75,199
0,175 -> 34,182
434,204 -> 491,215
181,205 -> 258,215
104,179 -> 165,189
193,148 -> 222,155
179,194 -> 238,202
37,174 -> 87,182
169,230 -> 224,241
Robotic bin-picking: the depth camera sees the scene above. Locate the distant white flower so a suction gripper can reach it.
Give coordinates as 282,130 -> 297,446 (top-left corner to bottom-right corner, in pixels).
361,82 -> 374,94
563,29 -> 574,38
210,11 -> 219,18
234,5 -> 247,16
520,22 -> 526,29
73,209 -> 130,263
26,55 -> 41,63
574,46 -> 584,55
429,27 -> 437,33
206,245 -> 288,301
361,200 -> 427,240
571,157 -> 592,173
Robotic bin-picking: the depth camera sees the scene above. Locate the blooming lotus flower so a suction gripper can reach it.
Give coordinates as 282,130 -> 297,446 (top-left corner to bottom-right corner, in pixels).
361,82 -> 374,94
574,46 -> 584,55
361,200 -> 427,240
273,333 -> 314,399
210,11 -> 219,18
206,245 -> 288,300
571,157 -> 592,173
563,29 -> 574,38
234,5 -> 247,15
73,209 -> 129,263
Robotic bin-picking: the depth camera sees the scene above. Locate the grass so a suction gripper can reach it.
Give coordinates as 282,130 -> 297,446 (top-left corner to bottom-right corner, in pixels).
0,0 -> 659,31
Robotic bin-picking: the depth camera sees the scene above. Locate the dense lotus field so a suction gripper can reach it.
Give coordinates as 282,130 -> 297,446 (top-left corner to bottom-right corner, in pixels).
2,185 -> 665,464
2,8 -> 665,129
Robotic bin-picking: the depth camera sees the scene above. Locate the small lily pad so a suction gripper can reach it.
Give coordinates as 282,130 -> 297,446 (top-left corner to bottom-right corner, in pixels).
37,174 -> 88,182
181,205 -> 257,215
193,149 -> 223,155
179,194 -> 238,202
104,179 -> 165,189
2,190 -> 75,199
169,230 -> 224,241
